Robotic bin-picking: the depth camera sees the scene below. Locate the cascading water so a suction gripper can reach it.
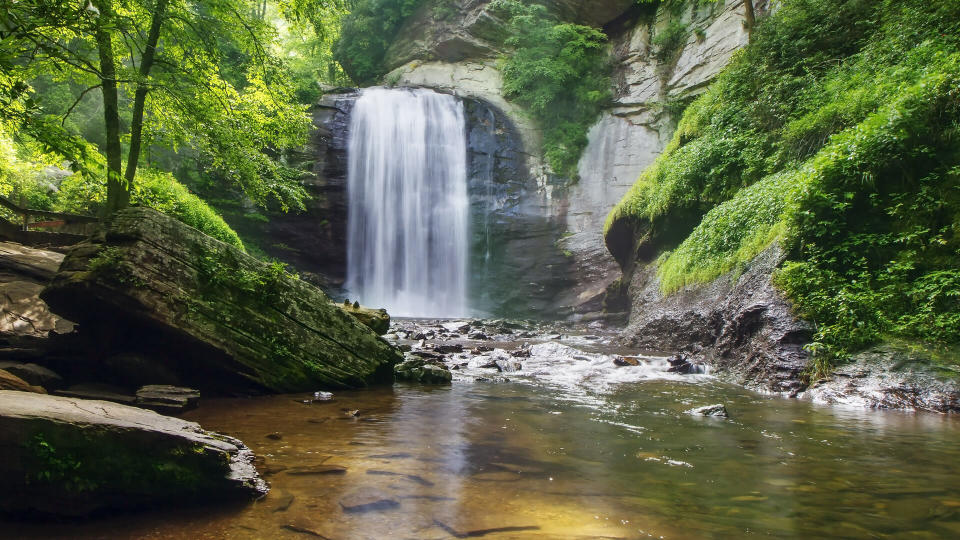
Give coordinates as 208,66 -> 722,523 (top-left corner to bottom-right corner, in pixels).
346,87 -> 470,318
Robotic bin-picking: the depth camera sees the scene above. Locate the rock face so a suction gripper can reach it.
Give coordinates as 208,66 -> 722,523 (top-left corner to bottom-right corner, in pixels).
619,245 -> 811,394
802,345 -> 960,412
0,390 -> 267,516
41,208 -> 402,394
0,241 -> 75,338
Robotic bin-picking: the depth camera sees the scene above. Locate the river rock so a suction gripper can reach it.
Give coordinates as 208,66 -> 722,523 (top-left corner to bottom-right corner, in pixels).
334,303 -> 390,335
0,368 -> 46,393
0,390 -> 267,516
613,355 -> 640,367
135,385 -> 200,414
0,361 -> 63,390
688,404 -> 729,418
394,359 -> 452,384
40,208 -> 402,394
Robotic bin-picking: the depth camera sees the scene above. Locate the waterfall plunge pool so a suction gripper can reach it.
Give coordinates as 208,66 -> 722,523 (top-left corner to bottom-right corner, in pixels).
8,319 -> 960,539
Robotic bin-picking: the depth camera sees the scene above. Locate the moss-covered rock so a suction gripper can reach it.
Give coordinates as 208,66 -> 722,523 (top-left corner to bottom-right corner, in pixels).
41,208 -> 402,394
335,302 -> 390,335
0,390 -> 267,517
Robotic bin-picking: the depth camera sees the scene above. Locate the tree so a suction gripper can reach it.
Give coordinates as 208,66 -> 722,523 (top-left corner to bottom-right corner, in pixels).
0,0 -> 312,216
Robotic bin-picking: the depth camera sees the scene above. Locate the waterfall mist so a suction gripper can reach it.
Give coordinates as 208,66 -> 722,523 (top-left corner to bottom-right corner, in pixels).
346,88 -> 470,318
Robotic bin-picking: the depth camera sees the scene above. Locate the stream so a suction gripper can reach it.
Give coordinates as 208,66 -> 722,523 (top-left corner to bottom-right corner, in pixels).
6,319 -> 960,539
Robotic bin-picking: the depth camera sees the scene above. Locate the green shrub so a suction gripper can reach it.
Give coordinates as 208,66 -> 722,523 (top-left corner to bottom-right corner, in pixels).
130,169 -> 245,250
333,0 -> 426,85
493,0 -> 611,178
606,0 -> 960,368
652,20 -> 687,62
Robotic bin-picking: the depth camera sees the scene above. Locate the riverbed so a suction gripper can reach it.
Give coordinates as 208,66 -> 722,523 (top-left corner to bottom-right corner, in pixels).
6,321 -> 960,539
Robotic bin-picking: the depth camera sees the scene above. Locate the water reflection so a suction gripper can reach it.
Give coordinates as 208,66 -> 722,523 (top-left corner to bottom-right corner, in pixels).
4,379 -> 960,539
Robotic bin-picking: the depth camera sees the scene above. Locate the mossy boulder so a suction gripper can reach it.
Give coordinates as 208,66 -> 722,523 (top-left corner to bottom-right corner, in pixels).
0,390 -> 267,517
335,302 -> 390,335
41,208 -> 402,394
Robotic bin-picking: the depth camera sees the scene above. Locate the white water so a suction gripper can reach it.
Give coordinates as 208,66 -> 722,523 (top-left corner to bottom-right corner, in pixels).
346,88 -> 470,317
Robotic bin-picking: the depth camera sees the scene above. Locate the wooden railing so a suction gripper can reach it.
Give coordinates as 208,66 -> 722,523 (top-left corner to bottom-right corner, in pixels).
0,194 -> 99,232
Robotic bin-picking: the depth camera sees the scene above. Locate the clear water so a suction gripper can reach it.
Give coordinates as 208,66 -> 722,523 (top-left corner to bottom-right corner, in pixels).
9,350 -> 959,539
345,88 -> 469,318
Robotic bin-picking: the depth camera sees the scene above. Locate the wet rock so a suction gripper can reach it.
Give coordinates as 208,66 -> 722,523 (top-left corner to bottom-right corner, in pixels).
687,404 -> 729,418
471,346 -> 494,354
442,322 -> 471,334
468,332 -> 490,340
311,391 -> 335,402
0,362 -> 62,390
398,344 -> 412,353
134,385 -> 200,414
475,376 -> 510,383
395,359 -> 452,385
667,354 -> 705,374
616,245 -> 810,394
613,355 -> 640,367
803,344 -> 960,412
40,208 -> 401,394
0,390 -> 267,516
434,344 -> 464,354
510,347 -> 531,358
0,368 -> 46,394
55,383 -> 135,405
495,358 -> 522,373
410,350 -> 446,362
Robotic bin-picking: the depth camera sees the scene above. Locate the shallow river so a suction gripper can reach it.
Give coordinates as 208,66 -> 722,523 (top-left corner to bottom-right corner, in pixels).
7,329 -> 960,539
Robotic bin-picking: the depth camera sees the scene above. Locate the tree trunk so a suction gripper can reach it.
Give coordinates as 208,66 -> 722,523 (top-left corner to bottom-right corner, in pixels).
124,0 -> 170,190
94,0 -> 128,216
744,0 -> 756,42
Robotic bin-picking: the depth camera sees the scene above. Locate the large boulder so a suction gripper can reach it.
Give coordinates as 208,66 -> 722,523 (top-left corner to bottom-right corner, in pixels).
41,208 -> 402,394
0,390 -> 266,517
335,302 -> 391,335
0,241 -> 75,338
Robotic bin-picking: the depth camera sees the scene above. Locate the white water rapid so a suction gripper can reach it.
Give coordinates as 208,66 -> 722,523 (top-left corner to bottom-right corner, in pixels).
345,88 -> 470,318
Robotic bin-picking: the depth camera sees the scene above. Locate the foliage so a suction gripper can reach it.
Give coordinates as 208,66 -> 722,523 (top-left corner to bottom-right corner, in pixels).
130,169 -> 245,250
332,0 -> 425,85
651,20 -> 687,62
276,0 -> 353,101
492,0 -> 611,178
606,0 -> 960,368
1,0 -> 314,212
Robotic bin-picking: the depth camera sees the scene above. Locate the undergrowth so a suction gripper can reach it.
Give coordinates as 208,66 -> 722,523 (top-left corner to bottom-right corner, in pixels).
492,0 -> 610,179
606,0 -> 960,370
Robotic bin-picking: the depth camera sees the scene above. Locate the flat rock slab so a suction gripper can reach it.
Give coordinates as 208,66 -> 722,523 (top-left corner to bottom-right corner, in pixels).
41,208 -> 402,393
135,384 -> 200,414
0,390 -> 267,516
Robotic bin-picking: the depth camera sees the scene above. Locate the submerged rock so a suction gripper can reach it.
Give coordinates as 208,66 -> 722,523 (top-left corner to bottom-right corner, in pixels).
40,208 -> 402,394
0,390 -> 267,517
687,404 -> 729,418
394,359 -> 452,384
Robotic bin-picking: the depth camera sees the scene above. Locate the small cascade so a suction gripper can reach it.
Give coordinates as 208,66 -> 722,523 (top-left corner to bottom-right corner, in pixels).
346,88 -> 470,317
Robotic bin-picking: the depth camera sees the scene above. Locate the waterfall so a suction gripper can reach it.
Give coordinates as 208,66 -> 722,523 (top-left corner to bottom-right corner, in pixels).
346,88 -> 470,318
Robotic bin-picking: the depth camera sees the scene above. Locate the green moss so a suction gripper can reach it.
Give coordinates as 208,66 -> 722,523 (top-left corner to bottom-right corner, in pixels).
606,0 -> 960,368
23,430 -> 228,499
